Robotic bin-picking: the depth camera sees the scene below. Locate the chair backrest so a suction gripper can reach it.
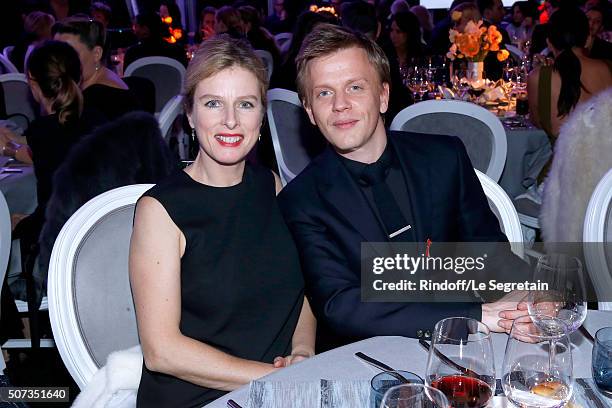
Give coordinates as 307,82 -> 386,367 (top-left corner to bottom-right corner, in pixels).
23,44 -> 35,72
390,100 -> 507,182
583,168 -> 612,311
48,184 -> 153,389
0,191 -> 11,321
266,88 -> 327,186
2,46 -> 14,60
0,73 -> 37,130
0,54 -> 18,74
158,94 -> 183,140
274,33 -> 292,49
124,56 -> 186,114
476,169 -> 525,259
255,49 -> 274,82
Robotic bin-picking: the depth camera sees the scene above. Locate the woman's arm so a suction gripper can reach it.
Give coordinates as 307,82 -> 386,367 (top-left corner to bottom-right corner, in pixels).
130,197 -> 276,391
527,67 -> 541,129
0,127 -> 32,164
274,297 -> 316,367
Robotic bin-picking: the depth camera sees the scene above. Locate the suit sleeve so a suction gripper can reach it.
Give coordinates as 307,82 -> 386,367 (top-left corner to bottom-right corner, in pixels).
279,190 -> 482,341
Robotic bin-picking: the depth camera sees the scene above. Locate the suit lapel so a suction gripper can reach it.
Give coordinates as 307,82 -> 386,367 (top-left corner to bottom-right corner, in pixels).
388,132 -> 433,242
315,148 -> 387,243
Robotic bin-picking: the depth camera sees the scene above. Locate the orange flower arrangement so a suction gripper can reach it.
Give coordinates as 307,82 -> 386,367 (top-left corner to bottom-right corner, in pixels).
447,20 -> 508,62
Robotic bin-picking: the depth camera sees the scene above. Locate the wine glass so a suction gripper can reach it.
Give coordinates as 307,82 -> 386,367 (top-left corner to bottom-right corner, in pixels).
527,255 -> 587,334
425,317 -> 496,408
380,384 -> 450,408
502,316 -> 573,408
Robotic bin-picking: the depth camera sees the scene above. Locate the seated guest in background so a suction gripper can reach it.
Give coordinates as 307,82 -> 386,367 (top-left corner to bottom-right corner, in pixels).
386,11 -> 426,76
585,5 -> 612,61
53,17 -> 141,120
270,10 -> 338,91
0,41 -> 104,301
130,36 -> 315,407
478,0 -> 510,79
279,24 -> 529,351
527,6 -> 611,169
38,111 -> 176,300
123,11 -> 188,69
503,1 -> 536,47
215,5 -> 245,38
410,5 -> 434,45
9,11 -> 55,72
429,0 -> 472,55
90,1 -> 112,29
265,0 -> 291,34
341,0 -> 413,119
239,5 -> 281,72
196,6 -> 217,43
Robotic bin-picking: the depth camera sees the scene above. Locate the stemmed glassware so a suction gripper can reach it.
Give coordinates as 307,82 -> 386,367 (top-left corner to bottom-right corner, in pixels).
526,255 -> 587,334
502,316 -> 573,408
380,384 -> 450,408
425,317 -> 496,408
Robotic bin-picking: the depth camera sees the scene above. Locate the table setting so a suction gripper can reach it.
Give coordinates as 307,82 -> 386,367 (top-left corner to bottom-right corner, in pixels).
0,155 -> 36,215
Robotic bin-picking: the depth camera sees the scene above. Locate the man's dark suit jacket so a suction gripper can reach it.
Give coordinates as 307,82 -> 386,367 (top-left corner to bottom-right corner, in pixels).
278,131 -> 510,351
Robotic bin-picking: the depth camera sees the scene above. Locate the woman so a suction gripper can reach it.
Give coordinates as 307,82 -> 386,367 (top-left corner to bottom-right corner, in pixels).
528,7 -> 611,142
9,11 -> 55,72
215,5 -> 245,38
52,17 -> 140,120
387,11 -> 426,78
504,1 -> 535,47
0,40 -> 104,301
129,36 -> 315,407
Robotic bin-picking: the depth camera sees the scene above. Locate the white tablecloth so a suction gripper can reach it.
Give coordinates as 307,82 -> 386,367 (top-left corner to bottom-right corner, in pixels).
0,156 -> 37,214
205,310 -> 612,407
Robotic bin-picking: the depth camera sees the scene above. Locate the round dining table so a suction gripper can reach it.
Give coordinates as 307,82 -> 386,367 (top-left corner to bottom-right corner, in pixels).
205,310 -> 612,407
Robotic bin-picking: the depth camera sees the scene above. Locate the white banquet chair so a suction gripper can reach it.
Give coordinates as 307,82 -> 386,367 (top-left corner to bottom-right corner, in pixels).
255,49 -> 274,82
158,95 -> 188,160
583,168 -> 612,311
0,73 -> 38,130
0,54 -> 18,74
390,100 -> 507,183
274,33 -> 292,50
48,184 -> 150,389
124,56 -> 186,115
476,170 -> 525,259
266,88 -> 327,186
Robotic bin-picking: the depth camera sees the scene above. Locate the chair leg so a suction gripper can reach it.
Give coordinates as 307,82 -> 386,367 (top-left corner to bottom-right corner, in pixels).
20,240 -> 40,349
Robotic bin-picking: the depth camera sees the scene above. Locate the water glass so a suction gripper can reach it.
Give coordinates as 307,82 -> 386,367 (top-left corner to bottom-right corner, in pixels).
502,316 -> 573,408
380,384 -> 450,408
592,327 -> 612,397
371,371 -> 423,408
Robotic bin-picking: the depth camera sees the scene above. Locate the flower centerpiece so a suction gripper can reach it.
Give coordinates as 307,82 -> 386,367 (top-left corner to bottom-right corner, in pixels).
447,18 -> 509,82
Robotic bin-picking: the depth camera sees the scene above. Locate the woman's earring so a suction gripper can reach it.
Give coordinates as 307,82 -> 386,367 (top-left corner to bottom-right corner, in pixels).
258,133 -> 261,142
191,128 -> 196,142
95,63 -> 101,72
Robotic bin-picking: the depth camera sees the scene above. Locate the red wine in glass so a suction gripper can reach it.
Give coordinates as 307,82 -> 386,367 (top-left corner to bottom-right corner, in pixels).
431,375 -> 493,408
516,94 -> 529,116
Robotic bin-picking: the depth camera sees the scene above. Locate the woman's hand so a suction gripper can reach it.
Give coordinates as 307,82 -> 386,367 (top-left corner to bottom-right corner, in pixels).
273,350 -> 313,368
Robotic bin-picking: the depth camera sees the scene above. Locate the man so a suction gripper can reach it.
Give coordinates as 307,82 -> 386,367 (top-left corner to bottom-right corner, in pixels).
278,25 -> 528,350
478,0 -> 511,80
123,11 -> 188,71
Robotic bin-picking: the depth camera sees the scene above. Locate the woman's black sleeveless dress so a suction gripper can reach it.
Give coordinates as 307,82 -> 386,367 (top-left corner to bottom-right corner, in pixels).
136,164 -> 304,407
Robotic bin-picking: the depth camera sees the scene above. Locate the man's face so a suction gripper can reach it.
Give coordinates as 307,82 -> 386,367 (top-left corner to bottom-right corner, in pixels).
489,0 -> 505,23
587,10 -> 603,36
303,47 -> 389,163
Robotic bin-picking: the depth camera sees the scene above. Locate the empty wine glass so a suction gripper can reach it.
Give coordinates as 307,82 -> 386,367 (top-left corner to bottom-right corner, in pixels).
527,255 -> 587,334
502,316 -> 573,408
380,384 -> 450,408
425,317 -> 496,408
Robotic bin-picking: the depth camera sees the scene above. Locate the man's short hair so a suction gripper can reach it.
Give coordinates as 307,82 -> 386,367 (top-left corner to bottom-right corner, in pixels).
295,24 -> 391,107
341,0 -> 379,38
477,0 -> 495,15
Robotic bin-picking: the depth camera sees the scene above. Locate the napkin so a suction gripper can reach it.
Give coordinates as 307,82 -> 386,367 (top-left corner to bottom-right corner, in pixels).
247,379 -> 370,408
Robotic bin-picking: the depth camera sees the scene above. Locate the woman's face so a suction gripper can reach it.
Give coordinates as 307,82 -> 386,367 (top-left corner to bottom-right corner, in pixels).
512,6 -> 524,24
587,10 -> 603,36
54,33 -> 100,84
188,67 -> 264,167
160,5 -> 170,18
389,20 -> 407,49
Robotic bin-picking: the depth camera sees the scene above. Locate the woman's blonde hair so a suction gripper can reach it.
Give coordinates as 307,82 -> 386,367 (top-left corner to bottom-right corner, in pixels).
183,35 -> 268,114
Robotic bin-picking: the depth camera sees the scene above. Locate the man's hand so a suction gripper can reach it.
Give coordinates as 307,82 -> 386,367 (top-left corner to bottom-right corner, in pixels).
481,290 -> 530,333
